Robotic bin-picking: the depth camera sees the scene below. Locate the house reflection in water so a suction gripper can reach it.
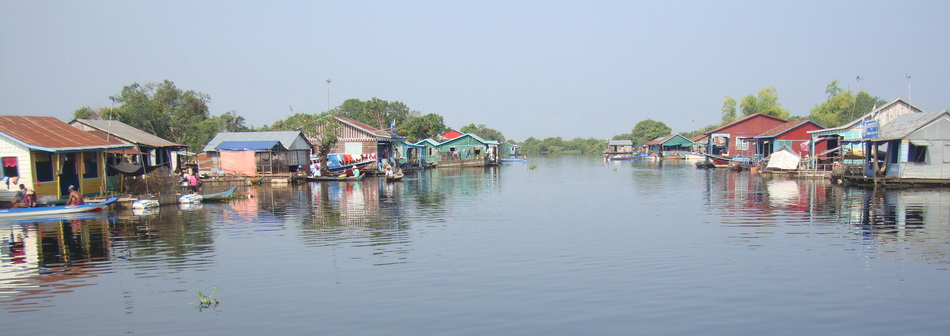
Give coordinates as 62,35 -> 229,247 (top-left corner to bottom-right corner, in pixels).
0,217 -> 114,312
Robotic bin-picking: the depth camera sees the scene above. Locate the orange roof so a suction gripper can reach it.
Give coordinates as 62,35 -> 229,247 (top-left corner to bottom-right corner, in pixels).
0,116 -> 131,152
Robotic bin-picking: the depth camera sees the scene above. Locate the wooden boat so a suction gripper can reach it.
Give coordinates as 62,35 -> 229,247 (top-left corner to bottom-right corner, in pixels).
307,174 -> 364,182
386,170 -> 405,182
201,186 -> 238,202
132,199 -> 160,209
500,155 -> 528,163
0,196 -> 118,219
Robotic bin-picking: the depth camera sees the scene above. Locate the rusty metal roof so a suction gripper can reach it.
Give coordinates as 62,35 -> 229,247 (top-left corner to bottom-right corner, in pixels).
0,116 -> 133,152
70,119 -> 184,148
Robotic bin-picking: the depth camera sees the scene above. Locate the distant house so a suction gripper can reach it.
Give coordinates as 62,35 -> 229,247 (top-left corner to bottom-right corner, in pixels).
501,143 -> 522,157
69,119 -> 188,173
854,110 -> 950,184
310,116 -> 405,172
439,129 -> 464,141
0,116 -> 132,201
808,98 -> 924,165
394,140 -> 426,169
644,134 -> 694,157
202,131 -> 311,176
415,138 -> 442,166
605,140 -> 634,155
747,119 -> 826,159
437,133 -> 498,165
702,113 -> 789,157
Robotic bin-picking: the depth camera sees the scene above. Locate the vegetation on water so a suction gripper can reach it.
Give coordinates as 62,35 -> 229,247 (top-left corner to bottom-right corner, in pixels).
73,80 -> 890,155
195,286 -> 220,310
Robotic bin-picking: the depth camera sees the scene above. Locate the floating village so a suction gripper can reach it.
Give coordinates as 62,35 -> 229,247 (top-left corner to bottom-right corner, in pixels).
0,97 -> 948,218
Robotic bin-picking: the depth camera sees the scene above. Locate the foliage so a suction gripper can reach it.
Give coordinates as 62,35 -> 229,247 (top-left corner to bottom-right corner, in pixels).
400,113 -> 449,142
721,95 -> 737,123
333,98 -> 418,131
738,86 -> 790,119
195,286 -> 220,310
519,136 -> 605,154
809,85 -> 888,128
630,119 -> 672,146
459,124 -> 506,142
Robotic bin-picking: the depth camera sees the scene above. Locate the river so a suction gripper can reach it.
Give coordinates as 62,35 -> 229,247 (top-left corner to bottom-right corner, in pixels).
2,155 -> 950,335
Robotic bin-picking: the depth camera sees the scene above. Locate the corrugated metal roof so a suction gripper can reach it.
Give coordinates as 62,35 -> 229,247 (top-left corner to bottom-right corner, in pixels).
215,140 -> 284,151
335,116 -> 392,138
703,113 -> 788,136
70,119 -> 183,147
203,131 -> 310,152
0,116 -> 133,152
608,140 -> 633,146
875,110 -> 950,140
754,119 -> 821,138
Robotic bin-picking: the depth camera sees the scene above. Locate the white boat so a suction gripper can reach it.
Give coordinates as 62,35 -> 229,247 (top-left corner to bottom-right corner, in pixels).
179,194 -> 203,204
132,199 -> 160,209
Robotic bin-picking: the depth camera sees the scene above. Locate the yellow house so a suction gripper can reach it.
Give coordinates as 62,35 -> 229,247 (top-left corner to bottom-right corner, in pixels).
0,116 -> 132,202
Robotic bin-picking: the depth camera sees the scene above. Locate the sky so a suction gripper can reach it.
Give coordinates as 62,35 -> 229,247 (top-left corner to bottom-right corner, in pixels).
2,1 -> 948,141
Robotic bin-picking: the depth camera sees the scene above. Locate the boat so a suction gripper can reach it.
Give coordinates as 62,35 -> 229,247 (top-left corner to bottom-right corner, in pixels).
386,170 -> 405,181
0,196 -> 118,219
179,194 -> 203,204
606,153 -> 654,161
500,155 -> 528,163
701,153 -> 733,165
132,199 -> 160,209
310,154 -> 374,175
201,186 -> 238,202
307,174 -> 364,182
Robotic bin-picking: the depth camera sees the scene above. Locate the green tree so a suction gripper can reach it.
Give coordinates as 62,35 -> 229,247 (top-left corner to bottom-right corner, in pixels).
721,95 -> 737,123
630,119 -> 671,146
738,86 -> 790,119
107,80 -> 213,150
334,98 -> 417,131
459,123 -> 505,142
400,113 -> 448,142
809,91 -> 854,128
825,80 -> 842,100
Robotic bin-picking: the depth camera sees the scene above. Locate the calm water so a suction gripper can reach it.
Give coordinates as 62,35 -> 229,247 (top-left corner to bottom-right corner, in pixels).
3,155 -> 950,335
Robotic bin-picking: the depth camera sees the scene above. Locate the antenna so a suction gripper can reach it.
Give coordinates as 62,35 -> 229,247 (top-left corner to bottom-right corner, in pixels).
906,73 -> 913,102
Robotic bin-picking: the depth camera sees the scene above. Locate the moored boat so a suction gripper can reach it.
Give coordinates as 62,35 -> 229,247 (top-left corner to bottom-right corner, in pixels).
132,199 -> 160,209
500,155 -> 528,163
179,194 -> 203,204
0,197 -> 119,219
201,186 -> 238,202
307,174 -> 364,182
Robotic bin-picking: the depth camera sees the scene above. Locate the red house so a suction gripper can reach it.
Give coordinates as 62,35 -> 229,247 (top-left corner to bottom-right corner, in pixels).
703,113 -> 788,157
746,119 -> 826,158
439,129 -> 464,140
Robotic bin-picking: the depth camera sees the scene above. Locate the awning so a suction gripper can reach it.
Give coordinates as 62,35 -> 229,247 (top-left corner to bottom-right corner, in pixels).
910,140 -> 932,146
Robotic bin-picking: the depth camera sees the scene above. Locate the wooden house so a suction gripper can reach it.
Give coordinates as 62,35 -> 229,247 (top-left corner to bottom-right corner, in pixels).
415,138 -> 442,166
0,116 -> 133,202
309,116 -> 405,172
439,129 -> 464,141
702,113 -> 788,157
69,118 -> 188,174
747,120 -> 826,159
808,98 -> 924,166
605,140 -> 634,155
848,110 -> 950,186
202,131 -> 312,176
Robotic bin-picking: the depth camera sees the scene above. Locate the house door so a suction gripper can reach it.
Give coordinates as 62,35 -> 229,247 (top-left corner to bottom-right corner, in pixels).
59,153 -> 80,197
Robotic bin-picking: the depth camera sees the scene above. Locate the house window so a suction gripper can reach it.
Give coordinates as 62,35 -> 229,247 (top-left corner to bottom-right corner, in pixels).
2,157 -> 18,178
83,153 -> 100,178
736,139 -> 749,151
908,143 -> 927,163
34,153 -> 55,182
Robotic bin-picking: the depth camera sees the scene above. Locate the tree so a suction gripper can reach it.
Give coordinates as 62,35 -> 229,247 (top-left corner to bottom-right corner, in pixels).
334,98 -> 417,131
825,80 -> 842,100
630,119 -> 671,146
400,113 -> 448,142
809,89 -> 888,128
460,123 -> 505,142
721,95 -> 737,123
738,86 -> 790,119
107,80 -> 213,150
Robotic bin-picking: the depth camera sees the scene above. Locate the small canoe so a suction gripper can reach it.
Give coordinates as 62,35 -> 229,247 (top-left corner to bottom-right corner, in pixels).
132,199 -> 160,209
201,186 -> 238,202
0,197 -> 119,219
500,156 -> 528,163
308,175 -> 364,182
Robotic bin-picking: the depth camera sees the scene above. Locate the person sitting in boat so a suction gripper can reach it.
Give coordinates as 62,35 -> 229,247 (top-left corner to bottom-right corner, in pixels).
12,184 -> 36,208
384,164 -> 394,178
67,185 -> 85,206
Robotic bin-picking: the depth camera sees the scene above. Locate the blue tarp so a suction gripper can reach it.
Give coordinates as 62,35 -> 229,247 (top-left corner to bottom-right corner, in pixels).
215,140 -> 282,151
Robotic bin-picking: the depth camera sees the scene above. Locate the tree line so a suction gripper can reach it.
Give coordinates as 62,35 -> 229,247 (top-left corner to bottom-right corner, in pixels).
73,80 -> 890,155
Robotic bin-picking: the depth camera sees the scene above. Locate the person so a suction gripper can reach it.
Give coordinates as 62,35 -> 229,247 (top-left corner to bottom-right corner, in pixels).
13,184 -> 36,208
385,164 -> 394,178
67,185 -> 85,206
188,172 -> 200,193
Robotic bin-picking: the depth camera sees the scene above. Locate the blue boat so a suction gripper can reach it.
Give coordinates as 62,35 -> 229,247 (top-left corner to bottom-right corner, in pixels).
0,197 -> 119,219
500,155 -> 528,163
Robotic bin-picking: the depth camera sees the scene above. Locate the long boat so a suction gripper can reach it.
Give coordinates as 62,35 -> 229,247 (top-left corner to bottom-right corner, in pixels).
0,197 -> 119,219
201,186 -> 238,202
500,155 -> 528,163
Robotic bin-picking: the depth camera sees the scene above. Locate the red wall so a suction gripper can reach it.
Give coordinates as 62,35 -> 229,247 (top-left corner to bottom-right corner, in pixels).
716,115 -> 787,155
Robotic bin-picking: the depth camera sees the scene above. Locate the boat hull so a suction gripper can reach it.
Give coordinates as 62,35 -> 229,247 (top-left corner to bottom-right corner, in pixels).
0,197 -> 119,219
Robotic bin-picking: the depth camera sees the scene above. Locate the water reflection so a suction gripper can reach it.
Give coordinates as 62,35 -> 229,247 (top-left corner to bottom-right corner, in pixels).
706,170 -> 950,263
1,215 -> 114,312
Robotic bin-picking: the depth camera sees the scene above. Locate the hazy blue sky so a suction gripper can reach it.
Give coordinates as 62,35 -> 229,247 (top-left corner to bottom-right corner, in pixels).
2,1 -> 947,141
